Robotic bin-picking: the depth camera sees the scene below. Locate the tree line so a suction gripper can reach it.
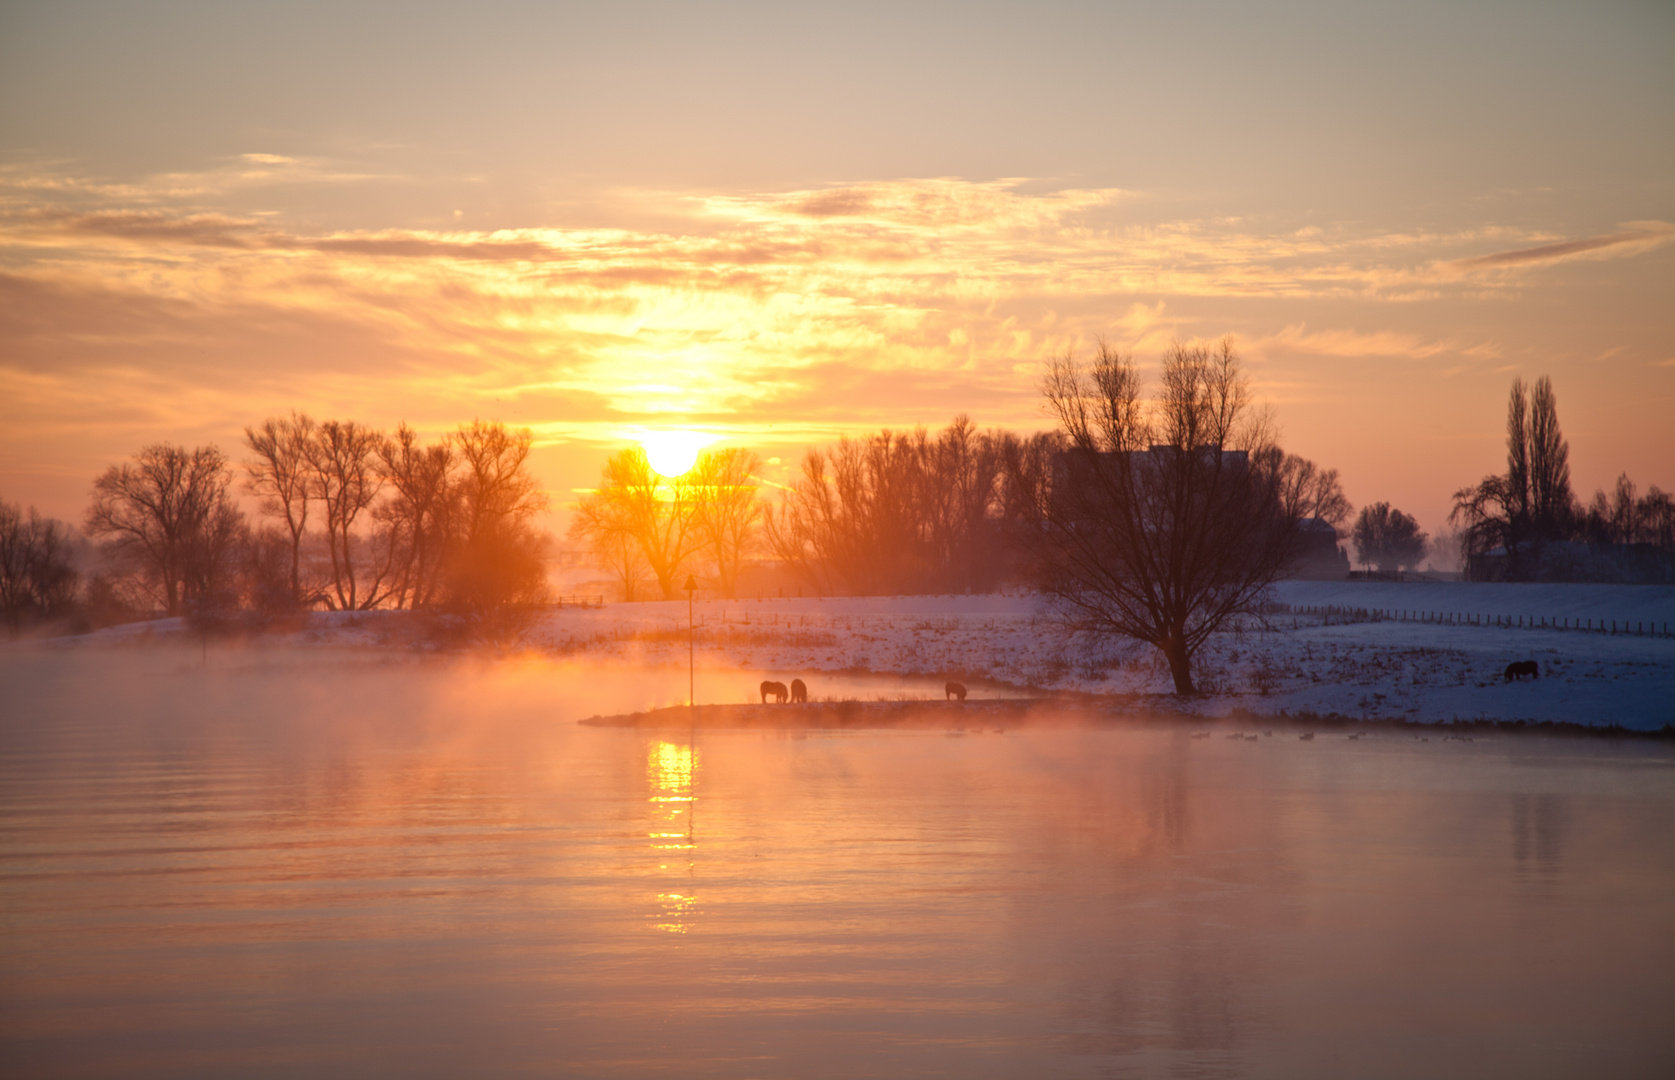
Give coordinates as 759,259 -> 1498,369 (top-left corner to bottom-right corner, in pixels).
7,337 -> 1353,697
1,416 -> 550,637
1452,376 -> 1674,581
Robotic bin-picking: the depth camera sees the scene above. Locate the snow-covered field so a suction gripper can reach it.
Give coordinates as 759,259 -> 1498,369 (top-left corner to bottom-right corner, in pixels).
519,582 -> 1674,730
42,582 -> 1675,730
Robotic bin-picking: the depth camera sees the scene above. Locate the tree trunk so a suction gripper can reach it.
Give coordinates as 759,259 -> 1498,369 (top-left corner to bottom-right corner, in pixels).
1160,635 -> 1195,695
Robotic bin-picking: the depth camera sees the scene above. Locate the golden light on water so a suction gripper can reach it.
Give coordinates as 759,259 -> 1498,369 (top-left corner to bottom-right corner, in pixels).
648,740 -> 699,934
639,430 -> 713,479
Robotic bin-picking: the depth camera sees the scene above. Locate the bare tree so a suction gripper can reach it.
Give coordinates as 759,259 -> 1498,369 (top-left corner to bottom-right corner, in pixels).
86,444 -> 245,616
1254,446 -> 1351,530
924,416 -> 1007,594
454,420 -> 545,544
1582,474 -> 1675,550
570,499 -> 651,602
1452,374 -> 1575,579
573,447 -> 698,601
243,412 -> 317,608
377,423 -> 458,609
1351,503 -> 1428,571
1,500 -> 81,634
763,447 -> 850,596
305,420 -> 396,610
446,420 -> 550,621
1035,338 -> 1297,695
689,447 -> 761,599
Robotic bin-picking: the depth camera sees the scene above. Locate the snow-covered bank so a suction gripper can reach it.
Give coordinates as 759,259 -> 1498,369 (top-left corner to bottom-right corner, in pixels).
524,585 -> 1674,730
27,583 -> 1673,731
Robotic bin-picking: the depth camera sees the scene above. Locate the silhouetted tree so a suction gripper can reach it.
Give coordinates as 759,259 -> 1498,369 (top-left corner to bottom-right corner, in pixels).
690,447 -> 761,599
1033,338 -> 1298,695
766,417 -> 1024,596
1351,502 -> 1428,571
85,444 -> 245,616
1581,474 -> 1675,549
445,420 -> 550,625
305,419 -> 399,610
571,447 -> 698,600
376,422 -> 458,609
243,412 -> 318,609
1452,375 -> 1576,579
0,499 -> 81,634
1254,446 -> 1352,530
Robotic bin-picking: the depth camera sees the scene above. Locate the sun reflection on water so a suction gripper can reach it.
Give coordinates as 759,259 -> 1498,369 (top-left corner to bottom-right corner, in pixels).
647,740 -> 699,933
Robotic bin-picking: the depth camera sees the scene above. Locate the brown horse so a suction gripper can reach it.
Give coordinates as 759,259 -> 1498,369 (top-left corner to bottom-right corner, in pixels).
945,681 -> 967,702
760,680 -> 788,703
790,678 -> 808,703
1503,660 -> 1539,682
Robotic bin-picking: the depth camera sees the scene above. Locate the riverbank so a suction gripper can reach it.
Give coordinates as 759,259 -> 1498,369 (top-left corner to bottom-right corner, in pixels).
29,581 -> 1675,731
581,697 -> 1674,739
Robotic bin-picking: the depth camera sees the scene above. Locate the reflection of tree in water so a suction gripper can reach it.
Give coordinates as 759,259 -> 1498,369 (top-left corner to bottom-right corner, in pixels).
1038,738 -> 1284,1073
1511,793 -> 1569,888
646,739 -> 698,933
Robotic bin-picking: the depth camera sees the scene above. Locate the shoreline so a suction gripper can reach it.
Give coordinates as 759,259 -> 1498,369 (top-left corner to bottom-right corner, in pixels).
580,698 -> 1675,739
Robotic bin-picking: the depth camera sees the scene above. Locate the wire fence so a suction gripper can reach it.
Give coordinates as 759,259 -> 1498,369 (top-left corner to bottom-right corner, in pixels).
1281,604 -> 1673,639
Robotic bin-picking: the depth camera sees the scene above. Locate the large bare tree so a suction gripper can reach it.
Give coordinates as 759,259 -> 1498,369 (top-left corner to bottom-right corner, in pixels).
689,447 -> 761,599
571,447 -> 698,600
306,420 -> 396,610
85,444 -> 245,616
377,423 -> 458,609
1036,339 -> 1297,694
243,412 -> 317,608
447,420 -> 550,618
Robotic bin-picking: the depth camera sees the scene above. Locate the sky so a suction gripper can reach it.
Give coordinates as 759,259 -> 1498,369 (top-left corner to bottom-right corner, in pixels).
2,0 -> 1671,543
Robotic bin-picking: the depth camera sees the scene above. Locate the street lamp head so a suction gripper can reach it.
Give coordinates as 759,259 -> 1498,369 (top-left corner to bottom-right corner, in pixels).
684,574 -> 698,593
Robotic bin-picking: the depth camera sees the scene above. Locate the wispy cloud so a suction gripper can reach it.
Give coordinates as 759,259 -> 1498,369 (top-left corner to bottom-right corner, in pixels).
1448,222 -> 1675,272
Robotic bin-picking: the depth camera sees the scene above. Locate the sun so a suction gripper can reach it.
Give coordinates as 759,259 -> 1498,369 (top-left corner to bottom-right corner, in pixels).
640,429 -> 713,478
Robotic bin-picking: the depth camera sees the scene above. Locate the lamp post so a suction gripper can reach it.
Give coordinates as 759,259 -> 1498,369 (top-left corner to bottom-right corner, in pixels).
684,573 -> 698,709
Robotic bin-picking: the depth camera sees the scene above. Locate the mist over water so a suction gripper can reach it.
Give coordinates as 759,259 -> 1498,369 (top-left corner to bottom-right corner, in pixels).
2,648 -> 1672,1078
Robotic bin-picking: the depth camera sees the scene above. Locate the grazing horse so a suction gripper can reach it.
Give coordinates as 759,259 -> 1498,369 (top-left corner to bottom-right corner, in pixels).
945,681 -> 967,702
1503,660 -> 1540,682
789,678 -> 808,703
760,680 -> 788,703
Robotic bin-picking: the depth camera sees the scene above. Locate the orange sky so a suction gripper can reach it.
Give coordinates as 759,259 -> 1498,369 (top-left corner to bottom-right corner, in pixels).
2,1 -> 1671,540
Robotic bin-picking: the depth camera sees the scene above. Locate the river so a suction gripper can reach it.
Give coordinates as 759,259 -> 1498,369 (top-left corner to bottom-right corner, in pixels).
2,646 -> 1672,1078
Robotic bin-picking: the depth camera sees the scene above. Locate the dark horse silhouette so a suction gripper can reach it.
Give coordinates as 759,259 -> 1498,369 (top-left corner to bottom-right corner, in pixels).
945,681 -> 967,701
1503,660 -> 1540,682
760,680 -> 788,703
790,678 -> 808,703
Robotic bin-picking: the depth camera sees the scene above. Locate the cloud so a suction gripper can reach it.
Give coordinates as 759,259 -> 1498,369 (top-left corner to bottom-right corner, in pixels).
3,168 -> 1670,520
1249,322 -> 1486,361
1448,222 -> 1675,272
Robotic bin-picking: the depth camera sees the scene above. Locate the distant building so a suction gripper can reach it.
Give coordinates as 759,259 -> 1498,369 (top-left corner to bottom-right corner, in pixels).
1286,517 -> 1349,580
1468,541 -> 1675,584
1050,445 -> 1250,523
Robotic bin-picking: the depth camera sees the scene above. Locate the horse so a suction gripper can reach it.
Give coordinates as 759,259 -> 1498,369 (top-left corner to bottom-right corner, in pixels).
760,680 -> 788,703
945,681 -> 967,702
1503,660 -> 1539,682
789,678 -> 808,703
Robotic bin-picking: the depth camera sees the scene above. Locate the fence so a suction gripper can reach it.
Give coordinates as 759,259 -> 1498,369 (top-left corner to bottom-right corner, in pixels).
552,594 -> 604,609
1281,604 -> 1672,638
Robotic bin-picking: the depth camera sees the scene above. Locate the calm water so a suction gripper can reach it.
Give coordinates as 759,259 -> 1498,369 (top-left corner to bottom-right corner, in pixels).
2,648 -> 1673,1079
